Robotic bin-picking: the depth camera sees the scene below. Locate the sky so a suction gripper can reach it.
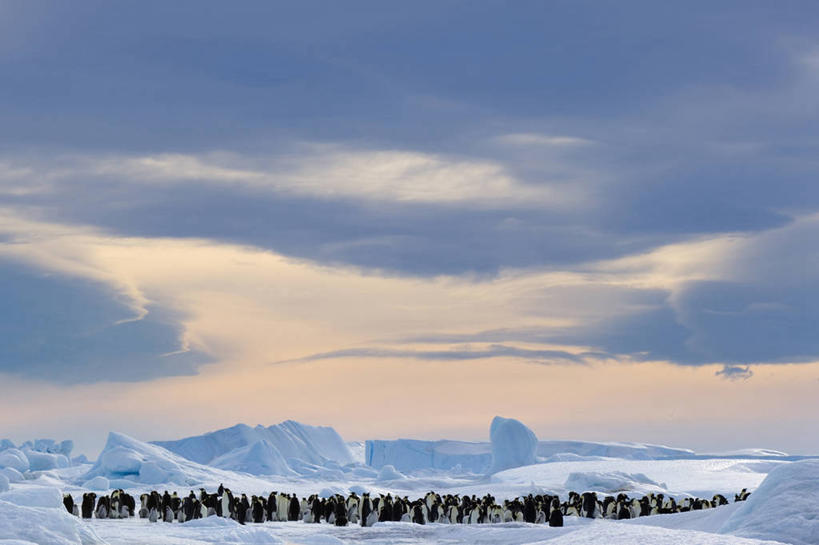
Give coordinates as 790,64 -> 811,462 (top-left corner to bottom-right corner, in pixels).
1,1 -> 818,457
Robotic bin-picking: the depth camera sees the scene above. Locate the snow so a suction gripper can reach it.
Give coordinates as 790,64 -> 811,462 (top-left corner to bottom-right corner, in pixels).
26,450 -> 71,471
0,419 -> 815,545
0,485 -> 64,508
81,517 -> 791,545
82,432 -> 242,486
0,475 -> 8,494
153,421 -> 354,472
490,416 -> 538,473
365,439 -> 491,473
375,464 -> 405,481
82,476 -> 110,491
0,450 -> 29,474
718,459 -> 819,545
563,470 -> 665,494
210,440 -> 297,477
536,440 -> 695,460
0,489 -> 105,545
529,521 -> 788,545
365,433 -> 719,475
0,469 -> 23,484
491,458 -> 779,499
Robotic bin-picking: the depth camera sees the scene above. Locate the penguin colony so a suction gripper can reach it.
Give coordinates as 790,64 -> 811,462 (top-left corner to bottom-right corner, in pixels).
62,486 -> 753,527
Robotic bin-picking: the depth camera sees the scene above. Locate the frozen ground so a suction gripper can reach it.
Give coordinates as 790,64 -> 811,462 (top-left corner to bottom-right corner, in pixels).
1,418 -> 816,545
82,516 -> 791,545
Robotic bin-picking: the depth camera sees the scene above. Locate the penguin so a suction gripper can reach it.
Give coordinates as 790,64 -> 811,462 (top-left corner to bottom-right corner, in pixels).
278,493 -> 290,522
95,496 -> 109,519
617,502 -> 631,520
288,493 -> 300,521
713,494 -> 728,506
220,490 -> 232,519
146,492 -> 160,522
523,496 -> 536,523
163,504 -> 174,523
379,496 -> 393,522
122,491 -> 135,517
334,497 -> 348,526
311,496 -> 323,523
548,499 -> 564,528
360,493 -> 372,527
63,494 -> 75,516
236,498 -> 247,525
252,497 -> 265,523
580,492 -> 599,518
411,502 -> 425,525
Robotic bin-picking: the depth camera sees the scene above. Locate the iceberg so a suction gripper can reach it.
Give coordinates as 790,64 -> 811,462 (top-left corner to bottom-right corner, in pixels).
489,416 -> 538,473
153,420 -> 353,467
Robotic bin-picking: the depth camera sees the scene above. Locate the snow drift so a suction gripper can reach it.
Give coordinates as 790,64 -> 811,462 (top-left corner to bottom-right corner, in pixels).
0,487 -> 104,545
719,459 -> 819,545
82,431 -> 245,485
536,440 -> 695,460
564,470 -> 665,494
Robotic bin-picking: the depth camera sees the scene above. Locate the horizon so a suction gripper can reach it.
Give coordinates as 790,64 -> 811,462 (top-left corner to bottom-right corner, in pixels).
3,412 -> 811,461
2,2 -> 819,459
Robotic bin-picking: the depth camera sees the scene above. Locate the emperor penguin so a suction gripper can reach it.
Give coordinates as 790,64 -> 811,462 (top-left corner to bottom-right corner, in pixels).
548,498 -> 563,527
63,494 -> 76,516
288,493 -> 301,521
334,497 -> 348,526
360,493 -> 373,527
95,496 -> 109,519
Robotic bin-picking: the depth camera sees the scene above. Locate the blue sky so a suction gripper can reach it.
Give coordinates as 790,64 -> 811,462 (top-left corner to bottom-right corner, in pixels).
0,1 -> 818,455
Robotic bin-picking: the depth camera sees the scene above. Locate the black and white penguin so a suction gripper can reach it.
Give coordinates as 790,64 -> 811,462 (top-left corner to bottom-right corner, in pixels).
150,491 -> 163,522
95,496 -> 110,519
63,494 -> 75,516
266,492 -> 277,521
288,493 -> 300,521
523,496 -> 536,523
411,502 -> 425,525
235,498 -> 247,525
310,496 -> 323,523
81,493 -> 96,519
548,498 -> 563,527
379,495 -> 393,522
713,494 -> 728,506
617,501 -> 631,520
360,493 -> 372,527
580,492 -> 598,518
252,497 -> 265,523
334,497 -> 348,526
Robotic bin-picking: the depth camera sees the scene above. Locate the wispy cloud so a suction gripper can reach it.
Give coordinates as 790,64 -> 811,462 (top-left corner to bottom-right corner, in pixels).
0,146 -> 590,210
494,133 -> 594,148
715,365 -> 754,381
274,344 -> 594,365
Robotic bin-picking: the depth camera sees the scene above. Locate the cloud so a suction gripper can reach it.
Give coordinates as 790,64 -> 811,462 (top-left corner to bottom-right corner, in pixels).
2,146 -> 587,209
715,365 -> 754,381
0,259 -> 207,384
494,133 -> 593,148
276,344 -> 592,365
